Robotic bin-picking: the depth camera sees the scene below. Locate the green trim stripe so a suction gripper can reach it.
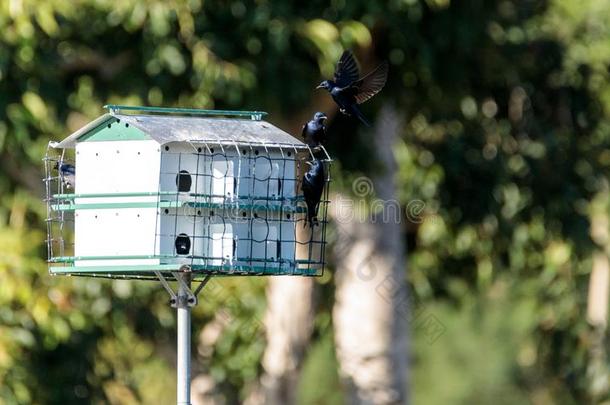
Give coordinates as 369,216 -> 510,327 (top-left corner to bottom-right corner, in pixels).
51,201 -> 177,210
51,199 -> 306,213
54,191 -> 184,199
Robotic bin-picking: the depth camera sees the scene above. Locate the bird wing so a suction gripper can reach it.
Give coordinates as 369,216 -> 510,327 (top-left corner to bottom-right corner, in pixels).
333,50 -> 360,88
61,164 -> 76,175
350,61 -> 389,104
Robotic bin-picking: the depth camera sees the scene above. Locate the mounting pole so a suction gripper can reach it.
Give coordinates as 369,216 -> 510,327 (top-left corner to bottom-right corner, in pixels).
176,272 -> 192,405
155,271 -> 211,405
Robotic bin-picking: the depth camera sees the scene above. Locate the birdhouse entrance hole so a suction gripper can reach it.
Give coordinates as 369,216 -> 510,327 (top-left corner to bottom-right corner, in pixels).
176,170 -> 192,192
175,233 -> 191,255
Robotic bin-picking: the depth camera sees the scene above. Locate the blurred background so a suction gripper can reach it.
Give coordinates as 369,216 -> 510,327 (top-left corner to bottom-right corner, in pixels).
2,0 -> 610,404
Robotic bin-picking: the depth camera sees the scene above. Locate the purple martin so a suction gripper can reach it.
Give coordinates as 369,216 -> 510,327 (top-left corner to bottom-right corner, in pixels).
302,158 -> 326,228
56,161 -> 75,189
317,50 -> 388,127
301,112 -> 327,148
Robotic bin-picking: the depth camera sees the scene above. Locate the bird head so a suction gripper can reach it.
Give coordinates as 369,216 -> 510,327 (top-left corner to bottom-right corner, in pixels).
305,159 -> 322,170
316,80 -> 331,90
313,112 -> 328,123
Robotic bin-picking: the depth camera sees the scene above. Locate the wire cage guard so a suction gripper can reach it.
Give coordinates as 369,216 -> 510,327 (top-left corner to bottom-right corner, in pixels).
44,107 -> 331,280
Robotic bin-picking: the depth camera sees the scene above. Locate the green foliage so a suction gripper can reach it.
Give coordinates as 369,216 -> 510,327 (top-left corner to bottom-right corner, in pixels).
297,331 -> 344,405
1,0 -> 610,403
413,292 -> 535,405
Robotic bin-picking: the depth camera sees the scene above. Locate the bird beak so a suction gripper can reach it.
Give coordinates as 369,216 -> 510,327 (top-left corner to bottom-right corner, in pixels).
305,161 -> 313,167
321,115 -> 328,121
316,84 -> 324,90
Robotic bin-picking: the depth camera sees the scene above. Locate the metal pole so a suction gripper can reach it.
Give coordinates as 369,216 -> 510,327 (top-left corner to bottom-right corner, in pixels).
176,273 -> 191,405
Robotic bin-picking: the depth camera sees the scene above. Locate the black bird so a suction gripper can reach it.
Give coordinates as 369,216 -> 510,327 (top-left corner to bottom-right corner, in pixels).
302,159 -> 326,228
301,112 -> 327,148
316,50 -> 388,127
56,161 -> 75,189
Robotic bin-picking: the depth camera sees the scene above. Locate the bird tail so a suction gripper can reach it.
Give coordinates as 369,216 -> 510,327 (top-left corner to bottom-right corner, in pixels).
351,105 -> 371,127
304,204 -> 319,228
305,213 -> 318,228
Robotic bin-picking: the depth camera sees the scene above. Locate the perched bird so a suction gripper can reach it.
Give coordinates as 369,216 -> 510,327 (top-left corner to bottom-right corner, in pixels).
56,161 -> 75,189
316,50 -> 388,126
302,159 -> 326,227
301,112 -> 327,148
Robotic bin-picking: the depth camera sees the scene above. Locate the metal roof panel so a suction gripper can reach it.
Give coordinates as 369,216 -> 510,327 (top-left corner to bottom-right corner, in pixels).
53,112 -> 306,149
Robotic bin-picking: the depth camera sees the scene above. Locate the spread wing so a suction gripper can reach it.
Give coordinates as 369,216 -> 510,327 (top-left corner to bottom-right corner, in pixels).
350,61 -> 389,104
333,50 -> 360,88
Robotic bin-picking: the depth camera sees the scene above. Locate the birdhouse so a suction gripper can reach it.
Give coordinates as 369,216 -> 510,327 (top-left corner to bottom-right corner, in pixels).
44,105 -> 331,279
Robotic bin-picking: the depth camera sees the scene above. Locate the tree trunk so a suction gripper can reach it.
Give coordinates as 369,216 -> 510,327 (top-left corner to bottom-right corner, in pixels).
256,276 -> 316,404
586,251 -> 610,401
587,194 -> 610,401
331,104 -> 408,404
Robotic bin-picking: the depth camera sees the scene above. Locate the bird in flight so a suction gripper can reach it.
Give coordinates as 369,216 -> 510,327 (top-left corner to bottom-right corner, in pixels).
301,112 -> 327,148
316,50 -> 388,127
56,161 -> 75,189
302,158 -> 326,228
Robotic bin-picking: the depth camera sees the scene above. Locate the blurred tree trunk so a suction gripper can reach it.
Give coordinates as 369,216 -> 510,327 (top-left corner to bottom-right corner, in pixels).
331,104 -> 408,404
586,251 -> 609,401
256,276 -> 316,404
587,193 -> 610,401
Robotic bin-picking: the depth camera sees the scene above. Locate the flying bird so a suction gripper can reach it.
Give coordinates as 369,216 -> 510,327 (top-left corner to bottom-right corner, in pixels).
56,161 -> 75,189
301,112 -> 327,148
302,158 -> 326,228
316,50 -> 388,127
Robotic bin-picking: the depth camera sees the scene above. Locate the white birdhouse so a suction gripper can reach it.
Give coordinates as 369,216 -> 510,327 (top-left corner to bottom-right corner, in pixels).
44,105 -> 331,279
